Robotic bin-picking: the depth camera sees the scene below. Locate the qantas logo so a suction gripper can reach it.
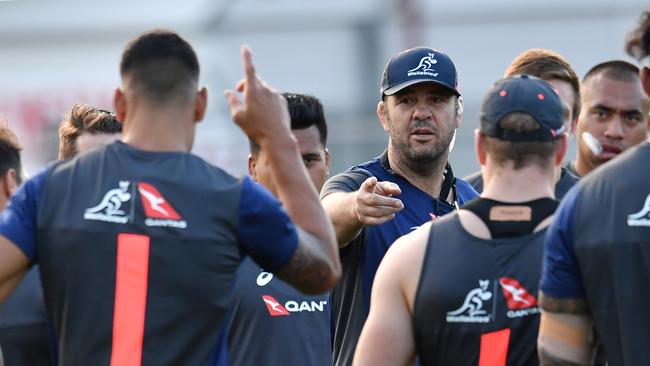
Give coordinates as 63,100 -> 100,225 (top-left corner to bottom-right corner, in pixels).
499,277 -> 539,318
262,295 -> 290,316
261,295 -> 328,317
138,183 -> 187,228
84,181 -> 133,224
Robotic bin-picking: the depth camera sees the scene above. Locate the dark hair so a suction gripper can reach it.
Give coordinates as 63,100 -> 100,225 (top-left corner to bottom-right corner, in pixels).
58,104 -> 122,160
0,123 -> 23,185
249,93 -> 328,155
120,30 -> 200,104
626,10 -> 650,61
481,113 -> 559,170
583,60 -> 640,83
505,49 -> 581,121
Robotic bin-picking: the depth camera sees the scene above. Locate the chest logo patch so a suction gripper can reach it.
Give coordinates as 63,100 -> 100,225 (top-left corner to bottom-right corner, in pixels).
446,280 -> 493,323
84,181 -> 133,224
627,193 -> 650,227
261,295 -> 290,317
499,277 -> 540,318
138,182 -> 187,229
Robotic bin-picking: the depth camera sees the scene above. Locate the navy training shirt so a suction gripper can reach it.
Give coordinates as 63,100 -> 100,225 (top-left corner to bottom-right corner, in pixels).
224,256 -> 331,366
541,142 -> 650,365
0,141 -> 299,365
321,151 -> 479,366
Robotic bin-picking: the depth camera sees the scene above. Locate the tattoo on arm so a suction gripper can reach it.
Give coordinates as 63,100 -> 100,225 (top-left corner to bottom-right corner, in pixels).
276,230 -> 332,294
539,292 -> 589,314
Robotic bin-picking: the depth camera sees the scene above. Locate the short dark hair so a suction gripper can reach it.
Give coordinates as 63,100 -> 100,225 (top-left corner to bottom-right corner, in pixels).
0,123 -> 23,185
481,112 -> 559,170
58,104 -> 122,160
505,49 -> 581,121
626,10 -> 650,61
249,93 -> 328,155
120,30 -> 200,104
583,60 -> 640,83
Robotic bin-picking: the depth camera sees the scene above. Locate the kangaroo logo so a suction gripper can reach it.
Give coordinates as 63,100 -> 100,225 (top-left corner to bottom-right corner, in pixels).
84,181 -> 132,224
407,52 -> 439,77
627,193 -> 650,227
446,280 -> 493,323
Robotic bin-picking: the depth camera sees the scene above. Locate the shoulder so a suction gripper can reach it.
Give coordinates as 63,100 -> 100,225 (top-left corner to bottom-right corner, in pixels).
379,221 -> 432,307
320,158 -> 381,197
455,178 -> 480,203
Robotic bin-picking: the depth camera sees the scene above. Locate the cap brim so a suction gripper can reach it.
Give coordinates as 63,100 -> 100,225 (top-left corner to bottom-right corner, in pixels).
382,78 -> 460,96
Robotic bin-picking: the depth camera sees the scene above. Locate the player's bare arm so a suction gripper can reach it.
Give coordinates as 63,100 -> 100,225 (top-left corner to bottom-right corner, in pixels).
225,45 -> 340,294
353,222 -> 430,365
321,176 -> 403,247
0,236 -> 29,304
538,291 -> 594,366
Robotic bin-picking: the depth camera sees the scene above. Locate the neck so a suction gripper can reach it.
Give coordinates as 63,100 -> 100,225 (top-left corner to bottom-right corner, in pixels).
482,163 -> 555,202
121,102 -> 195,153
387,145 -> 449,198
573,154 -> 592,178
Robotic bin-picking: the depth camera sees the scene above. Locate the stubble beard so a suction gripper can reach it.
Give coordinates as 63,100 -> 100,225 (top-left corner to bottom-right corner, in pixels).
391,121 -> 455,175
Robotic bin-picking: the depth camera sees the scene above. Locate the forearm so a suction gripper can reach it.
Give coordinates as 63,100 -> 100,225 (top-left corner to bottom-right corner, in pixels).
321,192 -> 364,246
260,136 -> 339,267
0,236 -> 30,304
537,293 -> 594,366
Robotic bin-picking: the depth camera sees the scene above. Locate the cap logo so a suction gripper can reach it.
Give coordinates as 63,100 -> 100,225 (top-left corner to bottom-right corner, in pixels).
407,52 -> 439,77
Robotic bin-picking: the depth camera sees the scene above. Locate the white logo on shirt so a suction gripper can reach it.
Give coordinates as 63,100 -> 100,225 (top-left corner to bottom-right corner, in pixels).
628,193 -> 650,227
257,271 -> 274,286
84,181 -> 132,224
446,280 -> 493,323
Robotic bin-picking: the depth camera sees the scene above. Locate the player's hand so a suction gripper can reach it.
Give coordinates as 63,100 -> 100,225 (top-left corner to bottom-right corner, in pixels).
224,45 -> 292,147
353,177 -> 404,226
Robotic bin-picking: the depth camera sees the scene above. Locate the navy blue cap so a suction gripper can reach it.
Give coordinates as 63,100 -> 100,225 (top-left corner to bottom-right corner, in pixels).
480,74 -> 565,142
381,47 -> 460,97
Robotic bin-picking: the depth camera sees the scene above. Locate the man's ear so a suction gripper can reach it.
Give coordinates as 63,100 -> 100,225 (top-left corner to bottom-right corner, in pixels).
377,101 -> 389,132
247,153 -> 258,181
114,88 -> 127,123
474,129 -> 486,166
555,134 -> 568,166
641,66 -> 650,99
455,96 -> 463,129
1,169 -> 18,198
324,147 -> 331,175
194,87 -> 208,123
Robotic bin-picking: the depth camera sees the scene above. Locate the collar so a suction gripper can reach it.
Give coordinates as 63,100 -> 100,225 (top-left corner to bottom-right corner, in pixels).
378,150 -> 458,209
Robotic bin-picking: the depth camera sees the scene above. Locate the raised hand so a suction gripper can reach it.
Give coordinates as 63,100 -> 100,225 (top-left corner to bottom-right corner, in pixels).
224,45 -> 292,148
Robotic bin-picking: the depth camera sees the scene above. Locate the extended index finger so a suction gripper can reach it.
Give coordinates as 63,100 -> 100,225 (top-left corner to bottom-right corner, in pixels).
241,45 -> 256,85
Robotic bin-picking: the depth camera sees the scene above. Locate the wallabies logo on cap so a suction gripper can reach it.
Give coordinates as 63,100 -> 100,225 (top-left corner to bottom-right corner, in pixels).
408,53 -> 438,77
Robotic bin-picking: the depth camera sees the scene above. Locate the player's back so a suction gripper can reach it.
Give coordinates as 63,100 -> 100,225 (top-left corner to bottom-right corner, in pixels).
413,213 -> 545,366
37,141 -> 252,365
570,142 -> 650,365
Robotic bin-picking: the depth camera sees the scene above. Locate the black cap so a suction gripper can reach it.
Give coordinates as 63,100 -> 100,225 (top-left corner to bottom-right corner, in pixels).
380,47 -> 460,97
480,74 -> 565,141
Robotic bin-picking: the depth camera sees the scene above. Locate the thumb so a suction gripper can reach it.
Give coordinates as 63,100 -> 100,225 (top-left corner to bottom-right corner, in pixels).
361,176 -> 378,193
224,90 -> 243,122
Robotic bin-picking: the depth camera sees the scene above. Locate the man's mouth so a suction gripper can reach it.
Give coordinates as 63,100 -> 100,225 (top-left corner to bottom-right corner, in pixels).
599,143 -> 623,159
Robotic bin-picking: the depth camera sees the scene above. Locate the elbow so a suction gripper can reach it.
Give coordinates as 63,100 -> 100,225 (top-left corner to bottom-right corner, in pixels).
297,260 -> 341,295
